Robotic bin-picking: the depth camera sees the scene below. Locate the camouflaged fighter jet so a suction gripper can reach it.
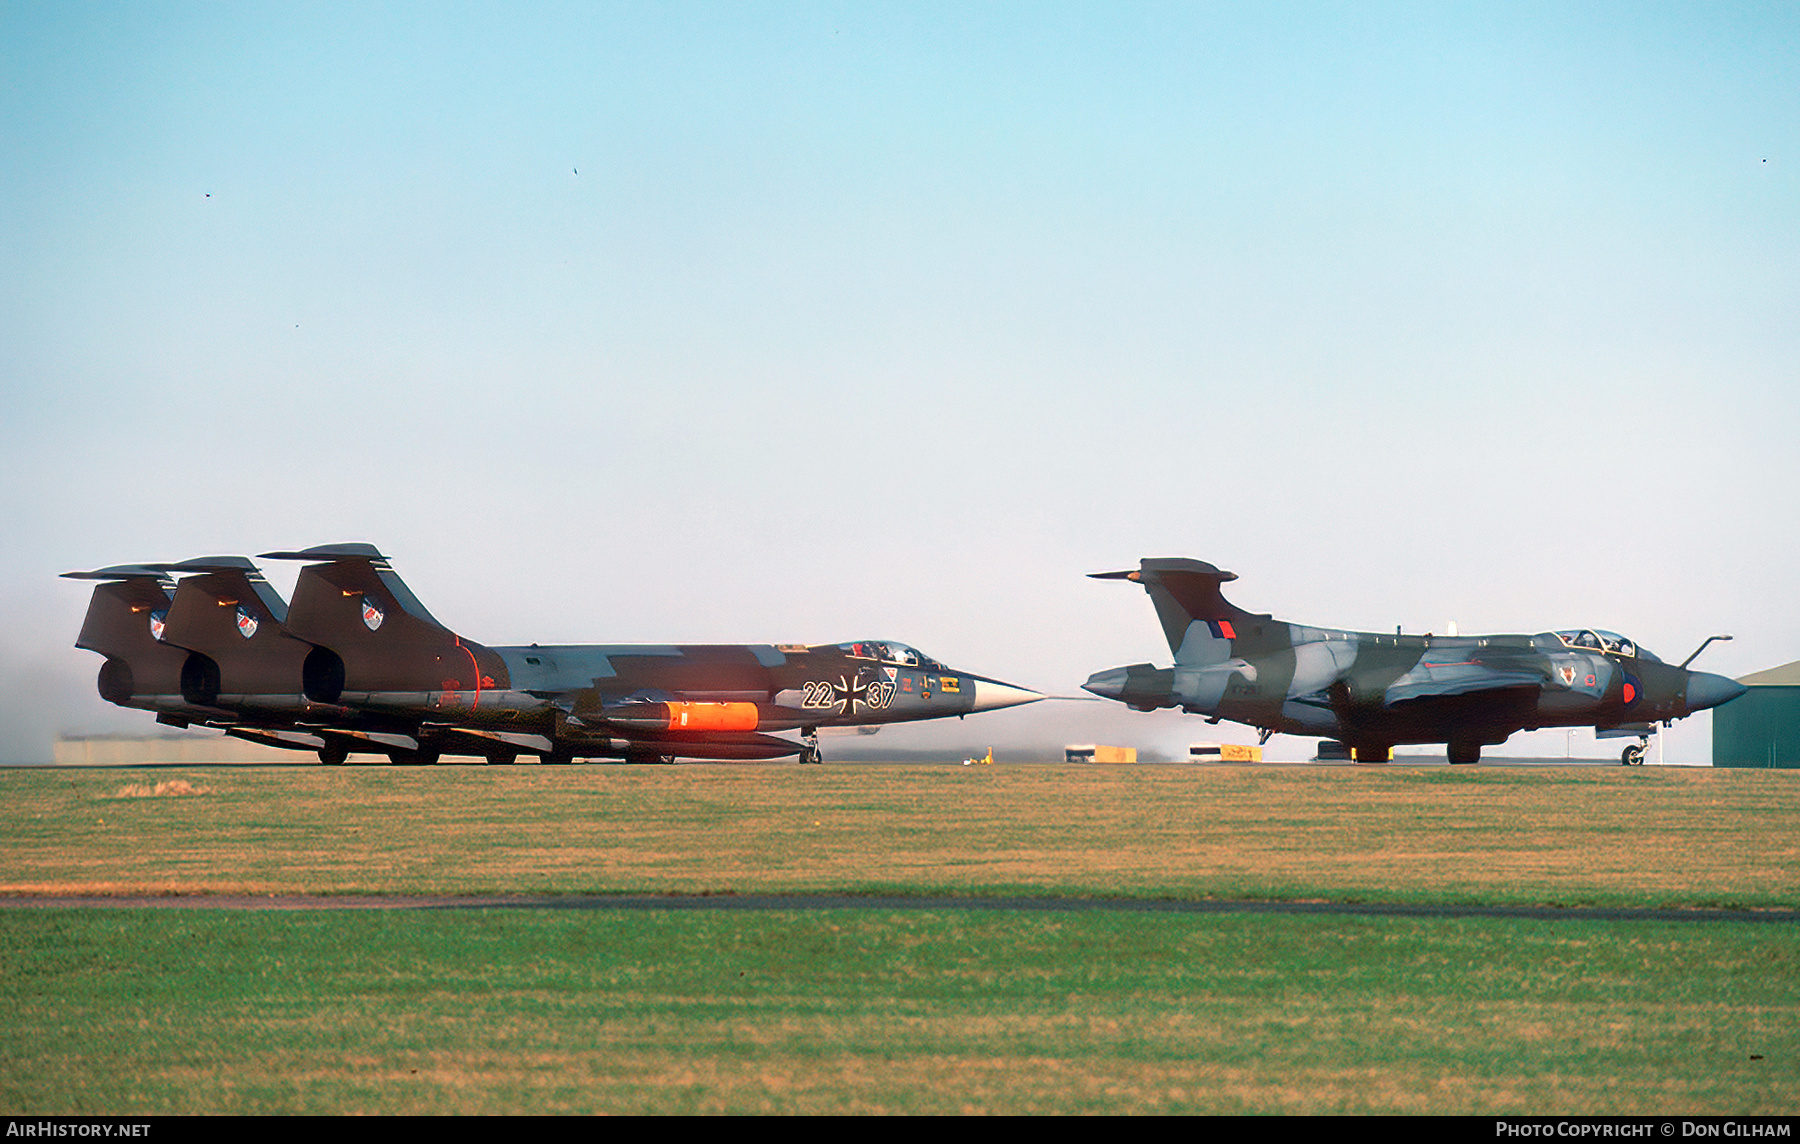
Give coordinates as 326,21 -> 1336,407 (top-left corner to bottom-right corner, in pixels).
1083,558 -> 1746,765
64,545 -> 1041,765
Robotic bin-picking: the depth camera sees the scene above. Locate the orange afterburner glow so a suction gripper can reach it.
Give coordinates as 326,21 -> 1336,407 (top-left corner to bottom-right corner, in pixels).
666,702 -> 760,731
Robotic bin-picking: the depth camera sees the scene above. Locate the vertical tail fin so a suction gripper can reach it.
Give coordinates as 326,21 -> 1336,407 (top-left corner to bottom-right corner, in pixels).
259,544 -> 509,698
159,557 -> 314,706
1089,558 -> 1263,665
61,564 -> 189,709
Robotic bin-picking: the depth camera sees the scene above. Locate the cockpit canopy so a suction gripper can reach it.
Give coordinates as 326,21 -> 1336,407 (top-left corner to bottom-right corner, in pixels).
837,640 -> 945,671
1552,630 -> 1661,662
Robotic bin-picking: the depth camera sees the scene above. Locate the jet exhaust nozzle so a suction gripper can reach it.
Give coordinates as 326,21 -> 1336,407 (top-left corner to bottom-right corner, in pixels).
1082,664 -> 1176,711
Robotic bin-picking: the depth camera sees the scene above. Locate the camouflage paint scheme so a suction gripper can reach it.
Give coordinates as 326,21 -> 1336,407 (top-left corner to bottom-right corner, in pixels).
64,545 -> 1041,764
1084,558 -> 1746,764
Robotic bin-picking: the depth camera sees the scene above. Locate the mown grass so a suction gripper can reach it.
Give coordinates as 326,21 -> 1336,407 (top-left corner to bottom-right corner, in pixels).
2,907 -> 1795,1115
2,763 -> 1797,1114
2,764 -> 1796,909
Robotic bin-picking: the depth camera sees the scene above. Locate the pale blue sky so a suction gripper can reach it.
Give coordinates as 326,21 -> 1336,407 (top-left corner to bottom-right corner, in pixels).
3,2 -> 1795,762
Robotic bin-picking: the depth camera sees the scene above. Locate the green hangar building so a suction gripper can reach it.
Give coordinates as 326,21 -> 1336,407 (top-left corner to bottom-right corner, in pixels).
1712,660 -> 1800,769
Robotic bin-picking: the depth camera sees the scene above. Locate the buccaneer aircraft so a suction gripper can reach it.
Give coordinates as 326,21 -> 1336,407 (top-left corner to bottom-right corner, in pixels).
1084,557 -> 1745,764
64,544 -> 1041,764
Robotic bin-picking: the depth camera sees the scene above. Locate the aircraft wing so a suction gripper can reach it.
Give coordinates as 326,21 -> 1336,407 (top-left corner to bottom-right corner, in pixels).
1382,662 -> 1545,706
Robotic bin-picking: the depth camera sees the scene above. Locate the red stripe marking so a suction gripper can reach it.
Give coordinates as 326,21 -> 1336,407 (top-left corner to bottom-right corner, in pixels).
457,637 -> 481,710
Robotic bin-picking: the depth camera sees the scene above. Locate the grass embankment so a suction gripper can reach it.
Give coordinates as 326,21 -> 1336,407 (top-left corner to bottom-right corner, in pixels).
2,764 -> 1795,1113
2,764 -> 1795,909
3,907 -> 1795,1115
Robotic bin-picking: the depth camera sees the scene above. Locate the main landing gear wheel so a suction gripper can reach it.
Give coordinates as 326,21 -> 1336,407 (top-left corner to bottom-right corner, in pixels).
1447,742 -> 1482,765
1621,741 -> 1648,766
318,742 -> 348,766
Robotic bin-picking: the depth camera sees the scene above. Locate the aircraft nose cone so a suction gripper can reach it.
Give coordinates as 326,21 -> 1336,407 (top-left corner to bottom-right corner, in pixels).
968,679 -> 1044,713
1686,672 -> 1748,712
1082,667 -> 1127,700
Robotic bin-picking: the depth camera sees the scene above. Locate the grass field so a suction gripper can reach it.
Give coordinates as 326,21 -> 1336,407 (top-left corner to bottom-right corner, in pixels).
2,762 -> 1797,1114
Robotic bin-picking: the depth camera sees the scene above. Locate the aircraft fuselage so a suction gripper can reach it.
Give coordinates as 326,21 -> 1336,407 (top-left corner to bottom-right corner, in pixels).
1084,558 -> 1746,763
65,549 -> 1040,764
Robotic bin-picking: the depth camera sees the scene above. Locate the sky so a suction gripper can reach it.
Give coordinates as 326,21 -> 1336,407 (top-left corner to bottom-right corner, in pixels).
2,1 -> 1795,763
